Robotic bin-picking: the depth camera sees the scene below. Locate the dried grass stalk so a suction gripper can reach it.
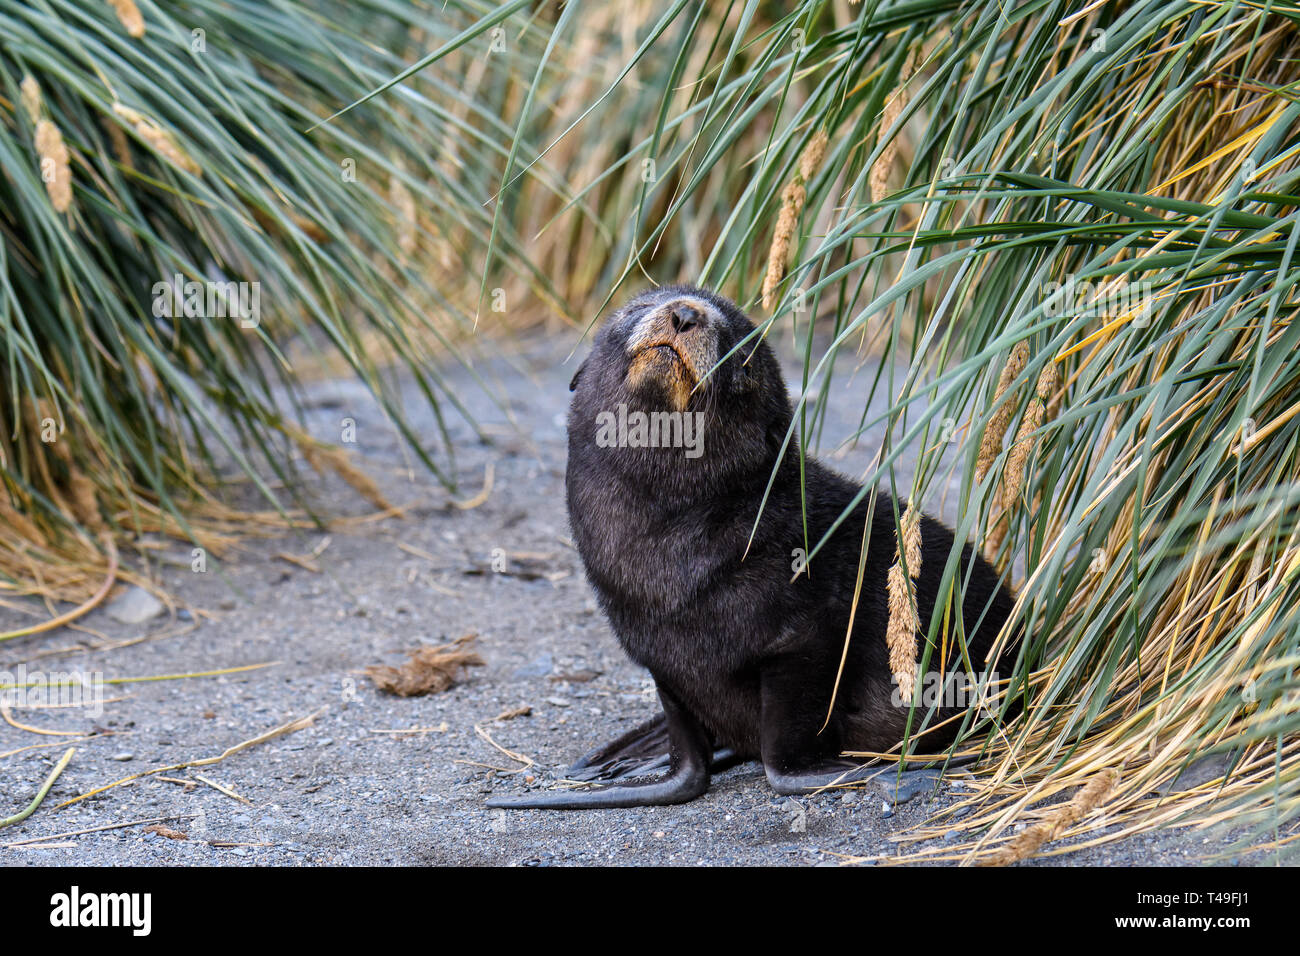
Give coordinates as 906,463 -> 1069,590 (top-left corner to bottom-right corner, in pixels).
107,0 -> 146,38
34,120 -> 72,213
365,634 -> 485,696
982,768 -> 1120,866
976,341 -> 1031,482
19,75 -> 41,124
871,49 -> 919,204
761,129 -> 829,310
390,173 -> 417,258
284,423 -> 394,512
1001,362 -> 1060,511
886,502 -> 923,703
111,104 -> 202,176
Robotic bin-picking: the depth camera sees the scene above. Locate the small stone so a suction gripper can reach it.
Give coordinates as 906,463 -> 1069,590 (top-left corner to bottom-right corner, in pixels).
111,752 -> 135,762
876,769 -> 942,805
105,586 -> 164,625
513,653 -> 553,679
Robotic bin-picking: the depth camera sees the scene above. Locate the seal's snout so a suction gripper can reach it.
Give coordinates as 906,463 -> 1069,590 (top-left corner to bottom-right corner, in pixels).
667,301 -> 703,334
623,295 -> 721,411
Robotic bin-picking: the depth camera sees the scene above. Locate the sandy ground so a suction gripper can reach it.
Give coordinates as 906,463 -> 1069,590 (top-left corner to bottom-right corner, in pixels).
0,332 -> 1268,866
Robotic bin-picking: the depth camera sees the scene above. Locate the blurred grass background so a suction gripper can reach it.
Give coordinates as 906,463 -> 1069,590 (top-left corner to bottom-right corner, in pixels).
3,0 -> 1299,861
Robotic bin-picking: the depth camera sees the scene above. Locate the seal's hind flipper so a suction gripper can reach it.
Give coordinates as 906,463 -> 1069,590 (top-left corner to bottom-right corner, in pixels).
565,715 -> 670,781
487,687 -> 713,809
566,713 -> 741,782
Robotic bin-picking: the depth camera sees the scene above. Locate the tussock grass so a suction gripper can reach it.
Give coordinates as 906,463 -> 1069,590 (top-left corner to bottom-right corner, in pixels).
352,0 -> 1300,861
0,1 -> 572,606
4,0 -> 1299,862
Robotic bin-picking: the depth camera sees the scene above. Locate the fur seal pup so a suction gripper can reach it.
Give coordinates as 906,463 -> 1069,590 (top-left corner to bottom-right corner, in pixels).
487,285 -> 1018,809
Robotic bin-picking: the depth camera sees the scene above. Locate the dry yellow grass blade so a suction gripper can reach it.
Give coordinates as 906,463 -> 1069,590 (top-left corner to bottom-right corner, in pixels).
54,707 -> 325,809
1151,101 -> 1286,194
283,422 -> 394,511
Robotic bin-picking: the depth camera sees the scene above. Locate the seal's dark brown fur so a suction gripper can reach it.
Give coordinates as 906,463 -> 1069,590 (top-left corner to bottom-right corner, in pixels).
488,285 -> 1019,809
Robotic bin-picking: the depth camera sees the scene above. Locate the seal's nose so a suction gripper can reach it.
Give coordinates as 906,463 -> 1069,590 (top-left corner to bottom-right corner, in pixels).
668,302 -> 703,334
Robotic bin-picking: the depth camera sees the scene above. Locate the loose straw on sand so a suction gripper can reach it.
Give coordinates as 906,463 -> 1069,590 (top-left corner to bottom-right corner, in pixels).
886,501 -> 923,703
981,768 -> 1120,866
0,534 -> 118,642
0,748 -> 75,830
55,708 -> 324,809
761,129 -> 829,309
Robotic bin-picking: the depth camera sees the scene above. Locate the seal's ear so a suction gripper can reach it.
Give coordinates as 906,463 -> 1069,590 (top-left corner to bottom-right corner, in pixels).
569,358 -> 589,392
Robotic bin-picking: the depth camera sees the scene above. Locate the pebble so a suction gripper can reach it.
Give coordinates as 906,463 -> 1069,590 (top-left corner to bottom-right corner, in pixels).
513,653 -> 553,679
111,752 -> 135,762
105,586 -> 164,625
876,769 -> 942,805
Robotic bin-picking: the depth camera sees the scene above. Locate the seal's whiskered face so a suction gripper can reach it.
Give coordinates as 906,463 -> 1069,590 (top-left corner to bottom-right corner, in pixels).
599,286 -> 765,414
569,285 -> 793,489
622,294 -> 721,411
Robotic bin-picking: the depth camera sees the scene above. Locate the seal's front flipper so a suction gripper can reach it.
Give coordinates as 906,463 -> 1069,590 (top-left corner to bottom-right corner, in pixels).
565,713 -> 742,782
486,686 -> 712,809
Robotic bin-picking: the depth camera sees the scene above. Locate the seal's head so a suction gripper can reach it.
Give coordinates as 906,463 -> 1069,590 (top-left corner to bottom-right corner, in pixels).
567,285 -> 794,494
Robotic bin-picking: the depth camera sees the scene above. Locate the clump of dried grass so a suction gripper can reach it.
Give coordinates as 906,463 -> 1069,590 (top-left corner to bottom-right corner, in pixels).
365,634 -> 485,696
